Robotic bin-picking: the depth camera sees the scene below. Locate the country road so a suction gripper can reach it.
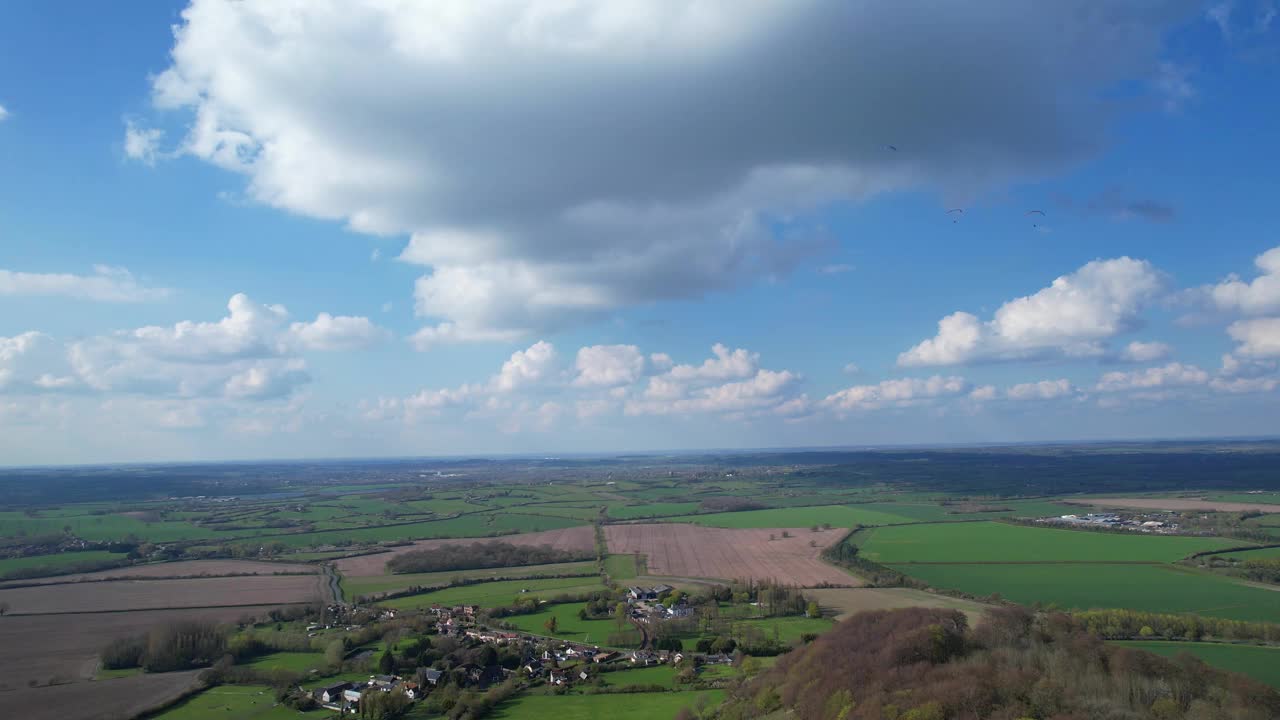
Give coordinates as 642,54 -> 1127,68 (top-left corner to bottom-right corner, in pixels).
320,563 -> 343,605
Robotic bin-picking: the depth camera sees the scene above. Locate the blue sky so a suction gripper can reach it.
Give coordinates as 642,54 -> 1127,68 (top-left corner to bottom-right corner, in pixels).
2,1 -> 1279,464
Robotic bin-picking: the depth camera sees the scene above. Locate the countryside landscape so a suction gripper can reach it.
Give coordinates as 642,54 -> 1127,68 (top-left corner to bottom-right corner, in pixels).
2,443 -> 1280,719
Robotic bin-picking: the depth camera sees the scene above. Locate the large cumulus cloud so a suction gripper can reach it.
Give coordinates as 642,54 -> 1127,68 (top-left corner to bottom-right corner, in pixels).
142,0 -> 1195,340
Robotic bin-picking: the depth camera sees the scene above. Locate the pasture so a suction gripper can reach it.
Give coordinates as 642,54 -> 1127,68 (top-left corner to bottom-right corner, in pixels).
1212,546 -> 1280,561
490,690 -> 725,720
0,550 -> 128,578
505,602 -> 626,645
150,684 -> 325,720
379,576 -> 606,610
1114,641 -> 1280,689
857,521 -> 1241,563
895,563 -> 1280,623
242,652 -> 327,673
604,664 -> 676,688
342,560 -> 597,599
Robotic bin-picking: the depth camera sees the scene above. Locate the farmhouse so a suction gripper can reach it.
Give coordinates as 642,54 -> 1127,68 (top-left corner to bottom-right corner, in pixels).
315,681 -> 352,704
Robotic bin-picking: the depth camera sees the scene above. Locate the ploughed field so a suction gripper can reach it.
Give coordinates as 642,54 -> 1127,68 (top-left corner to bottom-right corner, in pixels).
332,525 -> 596,577
0,574 -> 323,614
604,523 -> 856,586
1,669 -> 203,720
0,559 -> 316,587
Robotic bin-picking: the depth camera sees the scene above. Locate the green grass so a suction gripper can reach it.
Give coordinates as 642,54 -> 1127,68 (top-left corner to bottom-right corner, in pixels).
506,602 -> 629,645
151,685 -> 327,719
0,511 -> 218,543
894,563 -> 1280,623
858,500 -> 1086,522
858,522 -> 1241,563
682,615 -> 834,646
603,554 -> 638,581
1113,641 -> 1280,688
664,505 -> 917,529
607,502 -> 701,519
242,652 -> 326,673
604,664 -> 676,688
379,576 -> 606,610
343,560 -> 598,598
241,511 -> 586,548
1212,546 -> 1280,561
0,550 -> 128,576
490,690 -> 725,720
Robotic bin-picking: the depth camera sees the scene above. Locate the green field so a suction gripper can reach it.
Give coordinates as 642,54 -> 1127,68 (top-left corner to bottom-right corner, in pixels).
490,690 -> 724,720
895,563 -> 1280,623
603,664 -> 677,688
243,511 -> 586,548
152,685 -> 326,719
664,505 -> 917,529
506,602 -> 629,645
0,511 -> 218,543
242,652 -> 327,673
681,614 -> 834,646
1212,546 -> 1280,561
607,502 -> 701,519
380,576 -> 605,610
859,522 -> 1241,563
603,554 -> 638,581
343,561 -> 598,599
1113,641 -> 1280,688
0,550 -> 128,576
861,500 -> 1087,523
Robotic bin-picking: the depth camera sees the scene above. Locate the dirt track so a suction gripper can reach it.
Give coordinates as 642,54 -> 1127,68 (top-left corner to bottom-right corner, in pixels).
1076,497 -> 1280,513
0,574 -> 322,615
603,524 -> 858,587
333,526 -> 596,577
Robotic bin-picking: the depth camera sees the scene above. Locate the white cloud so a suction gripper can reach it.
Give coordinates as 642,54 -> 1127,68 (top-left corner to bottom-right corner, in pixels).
123,120 -> 165,166
1007,378 -> 1074,401
969,385 -> 998,401
409,322 -> 524,350
0,265 -> 170,303
1120,341 -> 1172,363
669,344 -> 758,382
288,313 -> 389,351
1094,362 -> 1209,392
146,0 -> 1193,339
491,341 -> 558,392
1210,376 -> 1279,394
1154,62 -> 1194,112
842,363 -> 861,374
224,360 -> 310,399
0,104 -> 8,121
819,264 -> 855,275
899,257 -> 1165,366
574,345 -> 645,388
1,332 -> 77,392
823,375 -> 970,412
1227,317 -> 1280,358
1203,246 -> 1280,316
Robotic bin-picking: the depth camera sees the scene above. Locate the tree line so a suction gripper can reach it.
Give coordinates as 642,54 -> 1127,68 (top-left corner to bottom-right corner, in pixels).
386,541 -> 591,574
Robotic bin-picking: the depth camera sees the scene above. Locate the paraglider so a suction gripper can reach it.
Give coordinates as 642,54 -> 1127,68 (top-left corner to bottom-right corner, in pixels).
884,144 -> 898,152
1026,209 -> 1046,228
946,208 -> 964,224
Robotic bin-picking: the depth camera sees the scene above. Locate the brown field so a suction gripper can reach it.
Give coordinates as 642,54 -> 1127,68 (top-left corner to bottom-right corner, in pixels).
1075,497 -> 1280,513
0,574 -> 322,615
3,669 -> 202,720
807,587 -> 989,624
0,606 -> 283,692
603,524 -> 858,587
0,559 -> 316,588
333,525 -> 596,577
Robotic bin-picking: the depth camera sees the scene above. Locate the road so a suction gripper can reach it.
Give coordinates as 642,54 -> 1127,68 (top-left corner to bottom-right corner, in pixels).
320,563 -> 343,606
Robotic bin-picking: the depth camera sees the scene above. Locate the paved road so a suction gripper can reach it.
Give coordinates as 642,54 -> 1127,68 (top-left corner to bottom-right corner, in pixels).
321,563 -> 343,605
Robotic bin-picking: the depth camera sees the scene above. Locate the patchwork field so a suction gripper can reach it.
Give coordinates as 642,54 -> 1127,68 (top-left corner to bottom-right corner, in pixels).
805,587 -> 991,622
379,576 -> 606,610
0,559 -> 316,587
857,521 -> 1242,564
896,563 -> 1280,623
1113,641 -> 1280,689
0,605 -> 288,691
490,690 -> 725,720
604,523 -> 855,586
0,574 -> 322,614
3,669 -> 204,720
333,525 -> 596,577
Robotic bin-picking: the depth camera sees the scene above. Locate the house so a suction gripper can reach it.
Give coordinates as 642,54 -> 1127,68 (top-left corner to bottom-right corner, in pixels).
548,670 -> 569,685
342,688 -> 364,704
461,664 -> 505,688
370,674 -> 398,690
667,603 -> 694,618
578,670 -> 590,681
630,650 -> 657,665
523,659 -> 544,675
401,682 -> 421,700
671,652 -> 685,665
418,668 -> 444,686
315,681 -> 353,704
592,651 -> 619,664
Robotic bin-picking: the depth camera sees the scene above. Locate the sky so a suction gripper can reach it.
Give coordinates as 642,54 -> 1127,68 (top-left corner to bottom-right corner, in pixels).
1,1 -> 1279,465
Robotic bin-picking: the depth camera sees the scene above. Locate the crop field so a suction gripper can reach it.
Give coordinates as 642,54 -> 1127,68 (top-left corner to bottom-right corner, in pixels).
896,563 -> 1280,623
342,560 -> 598,599
1078,497 -> 1280,514
0,559 -> 316,587
603,553 -> 638,581
0,574 -> 322,615
379,576 -> 606,610
0,550 -> 129,578
604,523 -> 855,586
151,683 -> 326,720
5,669 -> 203,720
490,690 -> 725,720
857,521 -> 1242,563
607,502 -> 701,519
862,500 -> 1087,522
0,605 -> 288,692
333,525 -> 596,576
805,587 -> 990,622
505,602 -> 626,645
1213,546 -> 1280,561
604,663 -> 676,688
1112,641 -> 1280,688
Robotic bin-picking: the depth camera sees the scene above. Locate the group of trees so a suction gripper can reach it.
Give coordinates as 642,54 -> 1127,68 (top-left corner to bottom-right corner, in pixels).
1073,608 -> 1280,644
386,541 -> 591,574
101,620 -> 228,673
719,606 -> 1280,720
